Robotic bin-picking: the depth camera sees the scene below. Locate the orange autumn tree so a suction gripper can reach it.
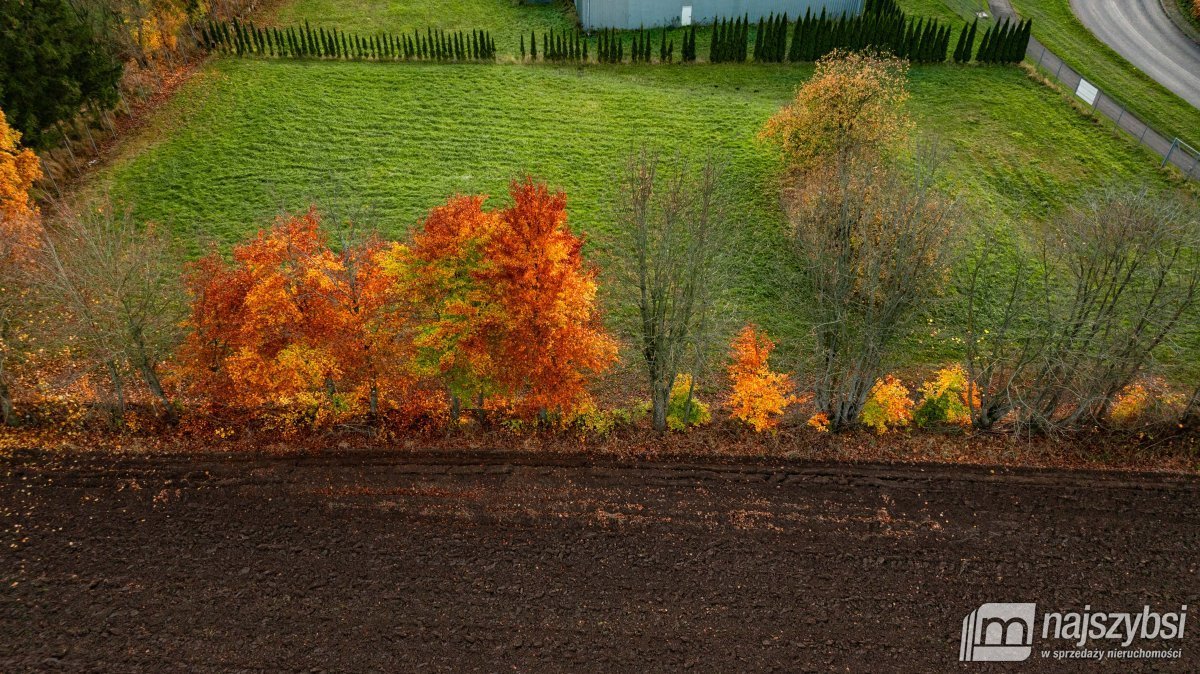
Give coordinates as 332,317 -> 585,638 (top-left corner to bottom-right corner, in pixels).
484,178 -> 617,418
0,108 -> 43,425
0,108 -> 42,244
726,325 -> 799,432
177,207 -> 423,421
381,180 -> 616,422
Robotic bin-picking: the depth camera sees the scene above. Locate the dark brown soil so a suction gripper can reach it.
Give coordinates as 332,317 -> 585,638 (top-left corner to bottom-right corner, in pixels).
2,449 -> 1198,672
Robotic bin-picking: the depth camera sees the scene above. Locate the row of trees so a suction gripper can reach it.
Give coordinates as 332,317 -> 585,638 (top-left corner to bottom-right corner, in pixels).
202,20 -> 498,62
710,17 -> 750,63
754,51 -> 1199,433
524,28 -> 590,62
0,167 -> 617,428
971,18 -> 1031,65
577,7 -> 963,67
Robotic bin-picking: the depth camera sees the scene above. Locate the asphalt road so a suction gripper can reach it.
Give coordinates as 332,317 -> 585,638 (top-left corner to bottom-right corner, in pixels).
1071,0 -> 1200,109
3,449 -> 1199,671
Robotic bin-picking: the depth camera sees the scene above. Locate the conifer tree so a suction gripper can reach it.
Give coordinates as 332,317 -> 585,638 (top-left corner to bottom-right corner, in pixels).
977,23 -> 993,63
754,18 -> 764,61
661,28 -> 668,62
964,18 -> 977,62
777,13 -> 789,61
790,11 -> 805,61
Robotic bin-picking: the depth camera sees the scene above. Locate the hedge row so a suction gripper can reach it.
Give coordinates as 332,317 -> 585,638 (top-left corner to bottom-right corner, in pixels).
201,20 -> 497,61
202,11 -> 1029,68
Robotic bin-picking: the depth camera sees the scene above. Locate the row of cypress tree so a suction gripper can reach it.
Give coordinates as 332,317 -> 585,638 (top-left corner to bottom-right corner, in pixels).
523,29 -> 589,62
973,18 -> 1031,64
951,17 -> 1031,64
201,20 -> 497,61
704,1 -> 954,66
754,12 -> 791,63
710,16 -> 750,63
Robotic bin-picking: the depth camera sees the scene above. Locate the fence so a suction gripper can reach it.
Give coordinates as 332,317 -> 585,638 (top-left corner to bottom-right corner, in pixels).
1162,138 -> 1200,179
989,0 -> 1199,181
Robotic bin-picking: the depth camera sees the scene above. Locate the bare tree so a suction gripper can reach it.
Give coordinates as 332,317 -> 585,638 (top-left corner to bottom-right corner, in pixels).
615,148 -> 729,432
960,185 -> 1200,432
786,146 -> 959,430
33,202 -> 184,425
959,244 -> 1043,430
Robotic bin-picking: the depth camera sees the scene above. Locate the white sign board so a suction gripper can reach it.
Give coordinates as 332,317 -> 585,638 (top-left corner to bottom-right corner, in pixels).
1075,78 -> 1099,106
681,5 -> 693,26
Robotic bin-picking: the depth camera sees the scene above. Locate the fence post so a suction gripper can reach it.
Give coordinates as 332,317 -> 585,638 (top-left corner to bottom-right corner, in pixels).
1138,125 -> 1148,146
1054,61 -> 1063,80
1037,45 -> 1046,68
1161,138 -> 1179,169
1115,104 -> 1126,127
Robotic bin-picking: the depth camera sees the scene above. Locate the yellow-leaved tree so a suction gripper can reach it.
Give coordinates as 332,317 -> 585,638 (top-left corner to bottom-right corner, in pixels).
726,325 -> 798,432
0,108 -> 43,425
758,49 -> 912,176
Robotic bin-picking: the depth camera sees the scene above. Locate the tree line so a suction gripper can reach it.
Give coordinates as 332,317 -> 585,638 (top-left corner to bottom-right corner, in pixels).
954,17 -> 1031,65
201,19 -> 498,62
521,5 -> 1027,67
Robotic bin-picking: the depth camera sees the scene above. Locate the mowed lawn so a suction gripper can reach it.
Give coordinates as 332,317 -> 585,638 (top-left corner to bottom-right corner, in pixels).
96,58 -> 1180,364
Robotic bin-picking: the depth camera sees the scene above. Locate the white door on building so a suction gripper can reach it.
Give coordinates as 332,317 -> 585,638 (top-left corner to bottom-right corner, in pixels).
681,5 -> 693,26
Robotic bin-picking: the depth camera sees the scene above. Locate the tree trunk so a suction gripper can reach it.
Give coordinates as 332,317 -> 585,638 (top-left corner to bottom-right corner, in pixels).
1182,386 -> 1200,426
651,384 -> 669,432
106,359 -> 126,428
57,122 -> 78,165
138,360 -> 176,424
448,394 -> 461,430
0,363 -> 15,427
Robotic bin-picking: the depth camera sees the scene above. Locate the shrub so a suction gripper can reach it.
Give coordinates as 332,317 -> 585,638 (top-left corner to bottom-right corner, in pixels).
568,402 -> 643,437
1109,379 -> 1186,427
726,325 -> 798,432
666,374 -> 711,431
807,412 -> 831,433
860,375 -> 913,434
914,365 -> 976,428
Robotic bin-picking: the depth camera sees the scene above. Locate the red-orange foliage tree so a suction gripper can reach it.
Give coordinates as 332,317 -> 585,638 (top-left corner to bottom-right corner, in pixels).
381,180 -> 616,422
484,178 -> 617,418
177,207 -> 428,423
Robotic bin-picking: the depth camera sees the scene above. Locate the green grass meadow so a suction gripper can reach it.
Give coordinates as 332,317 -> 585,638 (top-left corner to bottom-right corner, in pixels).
93,55 -> 1186,365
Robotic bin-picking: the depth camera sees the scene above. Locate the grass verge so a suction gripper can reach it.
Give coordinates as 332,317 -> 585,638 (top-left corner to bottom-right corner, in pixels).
1010,0 -> 1200,147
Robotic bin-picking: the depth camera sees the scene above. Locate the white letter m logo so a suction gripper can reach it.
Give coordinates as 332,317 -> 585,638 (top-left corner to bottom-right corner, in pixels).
960,603 -> 1036,662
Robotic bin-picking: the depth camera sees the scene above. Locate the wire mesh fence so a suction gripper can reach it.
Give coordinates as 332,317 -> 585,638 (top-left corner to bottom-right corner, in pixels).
990,0 -> 1199,181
